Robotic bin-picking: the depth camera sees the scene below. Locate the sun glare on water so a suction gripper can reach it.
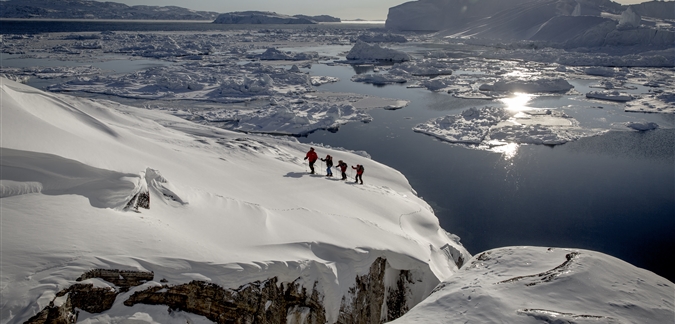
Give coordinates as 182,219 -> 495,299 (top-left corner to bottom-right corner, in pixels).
499,92 -> 534,112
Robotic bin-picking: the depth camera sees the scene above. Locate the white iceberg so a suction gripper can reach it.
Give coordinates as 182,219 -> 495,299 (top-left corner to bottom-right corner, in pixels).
479,78 -> 574,93
586,90 -> 634,102
345,41 -> 412,62
413,106 -> 590,146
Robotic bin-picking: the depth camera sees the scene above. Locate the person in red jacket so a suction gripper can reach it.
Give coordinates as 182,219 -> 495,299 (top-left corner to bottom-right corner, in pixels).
337,160 -> 348,180
304,147 -> 318,174
352,164 -> 364,184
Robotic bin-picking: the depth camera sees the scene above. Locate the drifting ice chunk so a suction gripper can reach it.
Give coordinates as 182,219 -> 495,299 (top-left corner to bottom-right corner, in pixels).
479,78 -> 573,93
586,91 -> 634,102
351,74 -> 407,85
625,121 -> 658,131
345,41 -> 412,62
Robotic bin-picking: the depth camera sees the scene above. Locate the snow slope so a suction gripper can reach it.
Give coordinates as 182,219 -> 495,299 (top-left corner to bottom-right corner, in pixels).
0,77 -> 469,323
392,246 -> 674,324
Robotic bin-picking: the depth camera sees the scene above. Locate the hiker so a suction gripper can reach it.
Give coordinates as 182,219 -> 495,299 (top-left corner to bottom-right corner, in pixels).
352,164 -> 364,184
337,160 -> 348,180
321,154 -> 334,177
304,147 -> 318,174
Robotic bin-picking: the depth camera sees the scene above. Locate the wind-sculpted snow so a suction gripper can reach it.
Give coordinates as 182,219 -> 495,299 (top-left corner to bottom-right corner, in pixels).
391,247 -> 674,323
413,106 -> 594,146
1,78 -> 469,323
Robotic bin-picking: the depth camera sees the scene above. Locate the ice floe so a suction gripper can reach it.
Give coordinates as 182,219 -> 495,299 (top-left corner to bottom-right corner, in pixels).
344,41 -> 412,62
413,106 -> 597,146
586,90 -> 634,102
625,121 -> 659,131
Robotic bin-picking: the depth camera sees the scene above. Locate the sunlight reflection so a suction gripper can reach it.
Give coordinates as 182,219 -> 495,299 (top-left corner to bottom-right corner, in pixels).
499,92 -> 534,112
491,142 -> 519,160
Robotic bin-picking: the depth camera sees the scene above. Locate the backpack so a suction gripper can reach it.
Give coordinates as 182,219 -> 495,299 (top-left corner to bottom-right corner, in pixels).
358,165 -> 364,173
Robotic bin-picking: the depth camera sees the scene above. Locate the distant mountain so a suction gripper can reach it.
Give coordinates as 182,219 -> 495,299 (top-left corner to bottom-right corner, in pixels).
0,0 -> 219,20
213,11 -> 340,24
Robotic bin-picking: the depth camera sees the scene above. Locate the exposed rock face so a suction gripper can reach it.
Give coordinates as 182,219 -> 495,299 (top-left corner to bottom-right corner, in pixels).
76,269 -> 155,291
24,257 -> 426,323
337,258 -> 387,323
25,269 -> 154,324
125,278 -> 326,324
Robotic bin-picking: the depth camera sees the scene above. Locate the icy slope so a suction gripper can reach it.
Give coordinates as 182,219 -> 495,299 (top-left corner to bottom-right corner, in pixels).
0,77 -> 469,323
391,247 -> 674,324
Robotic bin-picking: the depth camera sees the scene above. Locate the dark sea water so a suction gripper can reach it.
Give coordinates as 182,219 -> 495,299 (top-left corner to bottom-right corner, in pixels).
2,20 -> 674,282
298,64 -> 675,282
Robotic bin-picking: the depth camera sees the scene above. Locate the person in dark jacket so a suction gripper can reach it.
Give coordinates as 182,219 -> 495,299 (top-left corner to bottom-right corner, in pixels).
352,164 -> 364,184
321,154 -> 334,177
337,160 -> 348,180
304,147 -> 318,174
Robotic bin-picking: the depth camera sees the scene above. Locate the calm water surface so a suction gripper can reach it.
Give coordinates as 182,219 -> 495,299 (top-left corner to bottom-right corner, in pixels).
299,64 -> 675,281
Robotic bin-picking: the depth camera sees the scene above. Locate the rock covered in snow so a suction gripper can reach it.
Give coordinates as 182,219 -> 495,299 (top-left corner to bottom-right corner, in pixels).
625,121 -> 659,131
0,0 -> 219,20
391,247 -> 674,324
214,11 -> 316,24
345,41 -> 412,62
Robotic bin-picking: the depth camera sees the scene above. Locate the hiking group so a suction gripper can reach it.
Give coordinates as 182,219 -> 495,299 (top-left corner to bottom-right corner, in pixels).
304,147 -> 365,185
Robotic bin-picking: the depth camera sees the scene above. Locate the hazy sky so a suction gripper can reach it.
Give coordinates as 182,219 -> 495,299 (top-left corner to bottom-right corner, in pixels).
111,0 -> 663,20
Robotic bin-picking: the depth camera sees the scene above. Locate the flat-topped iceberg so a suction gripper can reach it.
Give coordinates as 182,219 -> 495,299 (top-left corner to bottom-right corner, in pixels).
345,41 -> 412,62
413,106 -> 595,146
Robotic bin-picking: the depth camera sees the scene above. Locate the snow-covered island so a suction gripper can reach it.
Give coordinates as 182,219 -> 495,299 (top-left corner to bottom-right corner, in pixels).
0,0 -> 219,20
213,12 -> 341,25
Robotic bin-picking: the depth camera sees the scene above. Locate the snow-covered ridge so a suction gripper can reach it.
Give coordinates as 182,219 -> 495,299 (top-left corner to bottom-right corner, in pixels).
392,247 -> 674,324
0,77 -> 469,323
0,0 -> 219,20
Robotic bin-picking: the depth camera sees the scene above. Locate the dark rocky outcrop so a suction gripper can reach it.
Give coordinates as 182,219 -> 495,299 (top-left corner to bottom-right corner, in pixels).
76,269 -> 154,292
25,269 -> 154,324
124,277 -> 326,324
124,190 -> 150,210
24,257 -> 425,323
